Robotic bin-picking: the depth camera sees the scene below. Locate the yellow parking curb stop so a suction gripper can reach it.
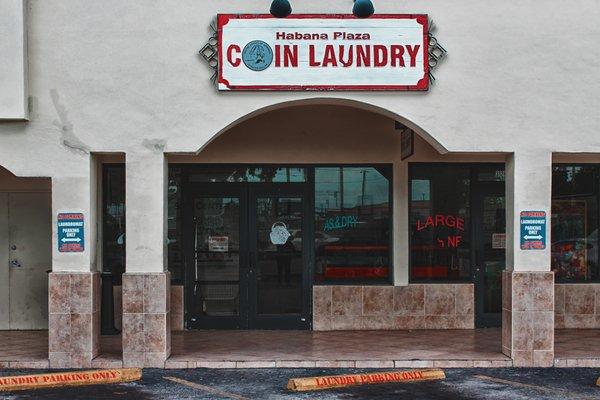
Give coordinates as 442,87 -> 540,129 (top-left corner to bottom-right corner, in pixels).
287,368 -> 445,392
0,368 -> 142,392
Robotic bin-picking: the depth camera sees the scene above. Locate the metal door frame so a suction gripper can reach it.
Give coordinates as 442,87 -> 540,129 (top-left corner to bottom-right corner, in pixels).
183,181 -> 313,330
247,183 -> 312,330
183,183 -> 249,329
471,177 -> 506,328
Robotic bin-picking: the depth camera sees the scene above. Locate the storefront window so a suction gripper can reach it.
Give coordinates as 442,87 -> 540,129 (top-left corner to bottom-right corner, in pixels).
552,165 -> 599,282
314,167 -> 392,283
410,165 -> 471,281
102,164 -> 125,279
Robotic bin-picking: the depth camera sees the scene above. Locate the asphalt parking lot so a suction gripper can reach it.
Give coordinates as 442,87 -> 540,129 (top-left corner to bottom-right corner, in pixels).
0,368 -> 599,399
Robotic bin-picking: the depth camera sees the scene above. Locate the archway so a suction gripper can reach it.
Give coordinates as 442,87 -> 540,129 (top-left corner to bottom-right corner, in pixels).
162,101 -> 512,367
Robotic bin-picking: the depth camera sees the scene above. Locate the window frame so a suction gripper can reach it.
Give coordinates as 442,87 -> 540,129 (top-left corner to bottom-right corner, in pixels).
102,163 -> 126,283
311,164 -> 394,286
552,163 -> 600,284
408,162 -> 505,284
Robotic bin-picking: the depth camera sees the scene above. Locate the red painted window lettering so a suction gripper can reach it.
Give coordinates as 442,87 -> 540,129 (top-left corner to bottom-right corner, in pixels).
416,214 -> 465,232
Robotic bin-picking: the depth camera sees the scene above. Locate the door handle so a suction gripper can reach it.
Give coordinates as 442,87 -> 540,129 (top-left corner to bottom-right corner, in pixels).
248,251 -> 255,275
10,259 -> 22,268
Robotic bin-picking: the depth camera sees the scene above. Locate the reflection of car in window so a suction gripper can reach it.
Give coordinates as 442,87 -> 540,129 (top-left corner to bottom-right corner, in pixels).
290,229 -> 339,251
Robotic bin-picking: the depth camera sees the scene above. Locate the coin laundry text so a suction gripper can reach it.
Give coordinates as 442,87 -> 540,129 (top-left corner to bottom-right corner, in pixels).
227,44 -> 421,68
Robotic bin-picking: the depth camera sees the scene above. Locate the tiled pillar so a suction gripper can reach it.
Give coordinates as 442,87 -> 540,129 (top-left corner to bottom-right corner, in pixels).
123,152 -> 170,367
502,271 -> 554,367
48,272 -> 100,368
503,151 -> 554,367
122,272 -> 171,367
49,161 -> 100,369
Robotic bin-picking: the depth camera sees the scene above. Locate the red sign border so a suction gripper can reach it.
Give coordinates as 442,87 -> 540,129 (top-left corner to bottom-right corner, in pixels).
217,14 -> 429,91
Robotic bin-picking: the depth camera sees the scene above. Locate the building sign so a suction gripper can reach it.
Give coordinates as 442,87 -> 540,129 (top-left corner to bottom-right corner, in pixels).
57,213 -> 84,253
520,211 -> 546,250
218,14 -> 429,91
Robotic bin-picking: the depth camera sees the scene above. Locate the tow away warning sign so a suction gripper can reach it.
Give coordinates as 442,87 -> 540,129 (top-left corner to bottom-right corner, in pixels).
520,211 -> 546,250
57,213 -> 84,253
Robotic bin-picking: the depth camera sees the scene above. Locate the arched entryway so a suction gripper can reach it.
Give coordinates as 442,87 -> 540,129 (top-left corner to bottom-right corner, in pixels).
158,101 -> 514,367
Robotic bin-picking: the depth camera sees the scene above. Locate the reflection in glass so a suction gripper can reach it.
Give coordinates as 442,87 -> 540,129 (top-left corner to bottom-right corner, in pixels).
167,167 -> 184,283
482,196 -> 506,314
189,167 -> 306,183
314,167 -> 391,283
255,197 -> 303,315
102,165 -> 126,280
410,166 -> 471,281
193,197 -> 241,316
552,165 -> 599,281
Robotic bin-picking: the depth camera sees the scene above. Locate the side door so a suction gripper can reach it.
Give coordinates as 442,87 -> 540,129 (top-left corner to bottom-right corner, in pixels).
8,192 -> 51,329
472,180 -> 506,328
0,194 -> 9,329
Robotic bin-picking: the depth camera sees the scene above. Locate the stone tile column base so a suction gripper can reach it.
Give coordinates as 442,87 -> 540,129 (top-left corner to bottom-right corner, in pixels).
502,271 -> 554,367
122,272 -> 171,368
48,272 -> 100,368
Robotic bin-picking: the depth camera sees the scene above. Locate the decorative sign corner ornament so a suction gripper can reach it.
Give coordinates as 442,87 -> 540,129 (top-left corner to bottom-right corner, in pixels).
427,19 -> 447,83
199,19 -> 219,83
200,14 -> 446,91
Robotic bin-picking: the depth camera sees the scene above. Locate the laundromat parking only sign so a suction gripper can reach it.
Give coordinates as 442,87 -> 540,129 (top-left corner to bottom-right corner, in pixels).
57,213 -> 84,253
520,211 -> 546,250
217,14 -> 429,91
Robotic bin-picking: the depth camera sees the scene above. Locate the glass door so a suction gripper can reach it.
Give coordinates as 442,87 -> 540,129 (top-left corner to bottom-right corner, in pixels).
472,182 -> 506,328
248,186 -> 311,329
186,186 -> 248,329
185,184 -> 311,330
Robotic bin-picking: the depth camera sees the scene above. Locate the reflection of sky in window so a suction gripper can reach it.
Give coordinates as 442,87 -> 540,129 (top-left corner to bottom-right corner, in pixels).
315,168 -> 389,210
411,180 -> 430,201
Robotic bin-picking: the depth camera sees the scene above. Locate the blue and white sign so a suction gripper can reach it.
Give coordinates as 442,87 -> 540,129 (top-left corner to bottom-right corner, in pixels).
57,213 -> 85,253
520,211 -> 546,250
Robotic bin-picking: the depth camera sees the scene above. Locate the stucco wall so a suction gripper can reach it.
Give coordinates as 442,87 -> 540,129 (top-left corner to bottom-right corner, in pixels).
1,0 -> 598,274
1,0 -> 599,175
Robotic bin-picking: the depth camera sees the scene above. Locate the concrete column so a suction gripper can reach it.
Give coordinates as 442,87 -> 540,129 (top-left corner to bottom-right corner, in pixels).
122,152 -> 171,367
502,151 -> 554,367
49,156 -> 100,368
393,160 -> 409,286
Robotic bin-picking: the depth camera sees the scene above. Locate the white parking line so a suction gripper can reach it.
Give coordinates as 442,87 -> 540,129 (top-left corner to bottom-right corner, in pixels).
474,375 -> 591,400
164,376 -> 249,400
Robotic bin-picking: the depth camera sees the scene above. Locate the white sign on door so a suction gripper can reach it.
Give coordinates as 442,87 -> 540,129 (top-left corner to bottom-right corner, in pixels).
218,15 -> 429,91
208,236 -> 229,252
